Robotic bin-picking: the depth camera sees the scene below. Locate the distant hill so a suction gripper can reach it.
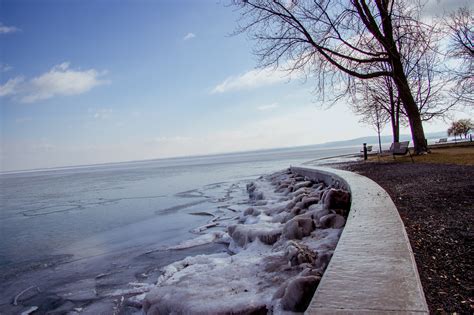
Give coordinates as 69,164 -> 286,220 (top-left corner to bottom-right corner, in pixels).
312,131 -> 448,148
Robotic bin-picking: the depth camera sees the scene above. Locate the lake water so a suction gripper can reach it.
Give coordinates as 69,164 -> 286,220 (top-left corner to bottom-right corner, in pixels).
0,145 -> 359,313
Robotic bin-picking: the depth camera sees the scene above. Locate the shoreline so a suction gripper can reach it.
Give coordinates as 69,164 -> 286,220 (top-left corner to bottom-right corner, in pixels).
143,169 -> 351,314
0,167 -> 352,314
4,149 -> 451,314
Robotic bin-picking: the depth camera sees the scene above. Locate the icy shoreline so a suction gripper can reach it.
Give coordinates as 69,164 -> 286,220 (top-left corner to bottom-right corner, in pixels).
2,168 -> 350,315
142,169 -> 351,314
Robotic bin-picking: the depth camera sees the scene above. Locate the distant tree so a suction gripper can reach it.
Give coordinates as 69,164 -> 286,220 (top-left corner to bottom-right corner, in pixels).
231,0 -> 434,153
445,7 -> 474,105
353,83 -> 388,152
352,70 -> 401,143
447,118 -> 473,139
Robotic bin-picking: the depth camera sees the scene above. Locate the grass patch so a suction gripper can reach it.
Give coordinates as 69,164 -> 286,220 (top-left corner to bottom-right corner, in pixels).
367,143 -> 474,165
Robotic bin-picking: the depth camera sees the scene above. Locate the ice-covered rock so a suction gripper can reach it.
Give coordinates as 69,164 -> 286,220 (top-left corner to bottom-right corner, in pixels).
285,241 -> 317,266
228,224 -> 283,248
280,276 -> 320,312
321,188 -> 351,215
143,246 -> 288,315
293,181 -> 313,191
283,217 -> 315,240
143,169 -> 350,314
295,196 -> 319,209
319,213 -> 346,229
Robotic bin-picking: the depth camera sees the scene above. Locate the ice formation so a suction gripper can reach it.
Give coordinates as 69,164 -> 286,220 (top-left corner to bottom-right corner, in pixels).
141,169 -> 351,314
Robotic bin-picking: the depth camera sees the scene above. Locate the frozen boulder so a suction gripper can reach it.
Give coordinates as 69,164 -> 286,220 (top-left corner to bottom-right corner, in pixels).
321,189 -> 351,214
294,181 -> 313,191
246,182 -> 256,193
251,191 -> 265,201
228,224 -> 282,247
283,217 -> 315,240
244,207 -> 261,216
295,196 -> 319,209
318,213 -> 346,229
292,187 -> 312,198
280,276 -> 321,312
314,251 -> 333,271
285,241 -> 317,266
290,207 -> 303,216
307,204 -> 330,222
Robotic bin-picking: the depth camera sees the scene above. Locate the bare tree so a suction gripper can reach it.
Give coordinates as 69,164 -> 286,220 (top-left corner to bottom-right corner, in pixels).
401,23 -> 453,121
352,72 -> 402,143
353,20 -> 452,144
232,0 -> 434,153
353,81 -> 389,152
445,7 -> 474,105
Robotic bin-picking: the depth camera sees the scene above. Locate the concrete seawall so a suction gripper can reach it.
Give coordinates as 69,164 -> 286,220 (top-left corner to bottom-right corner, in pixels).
291,166 -> 429,314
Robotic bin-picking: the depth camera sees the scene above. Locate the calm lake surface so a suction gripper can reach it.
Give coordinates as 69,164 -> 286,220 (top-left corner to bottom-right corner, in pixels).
0,145 -> 359,312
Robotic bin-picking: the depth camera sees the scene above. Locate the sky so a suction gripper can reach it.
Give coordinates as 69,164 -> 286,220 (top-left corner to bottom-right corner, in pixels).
0,0 -> 472,171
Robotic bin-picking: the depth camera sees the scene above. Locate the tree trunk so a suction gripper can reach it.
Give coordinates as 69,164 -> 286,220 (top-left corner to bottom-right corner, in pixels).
395,97 -> 401,143
376,3 -> 428,154
391,118 -> 399,143
388,83 -> 400,143
391,60 -> 428,154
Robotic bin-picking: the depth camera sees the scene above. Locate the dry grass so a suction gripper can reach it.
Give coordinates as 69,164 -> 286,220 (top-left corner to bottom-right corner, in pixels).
367,143 -> 474,165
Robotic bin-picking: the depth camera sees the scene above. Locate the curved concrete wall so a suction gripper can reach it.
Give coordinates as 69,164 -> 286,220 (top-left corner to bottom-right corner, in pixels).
290,166 -> 428,314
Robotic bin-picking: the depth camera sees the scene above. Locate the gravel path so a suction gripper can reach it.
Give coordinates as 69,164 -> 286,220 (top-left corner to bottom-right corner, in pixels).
336,162 -> 473,313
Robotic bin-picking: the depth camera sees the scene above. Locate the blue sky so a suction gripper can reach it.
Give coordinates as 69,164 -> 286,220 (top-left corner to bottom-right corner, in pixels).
0,0 -> 471,171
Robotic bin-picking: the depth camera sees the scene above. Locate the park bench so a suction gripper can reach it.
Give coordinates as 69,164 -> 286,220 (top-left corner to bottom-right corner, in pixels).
436,138 -> 448,144
390,141 -> 414,162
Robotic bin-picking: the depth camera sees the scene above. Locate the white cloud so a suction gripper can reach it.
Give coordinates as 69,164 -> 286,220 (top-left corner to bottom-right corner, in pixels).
0,62 -> 108,103
0,63 -> 13,72
211,66 -> 294,94
0,23 -> 21,34
183,32 -> 196,41
0,76 -> 24,96
257,103 -> 279,111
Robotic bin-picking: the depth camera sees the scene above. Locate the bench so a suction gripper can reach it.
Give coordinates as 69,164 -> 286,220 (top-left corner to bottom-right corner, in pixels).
390,141 -> 414,162
436,138 -> 447,144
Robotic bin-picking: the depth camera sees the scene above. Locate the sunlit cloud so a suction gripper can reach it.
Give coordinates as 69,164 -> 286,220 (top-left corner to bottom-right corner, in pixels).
211,67 -> 291,94
0,22 -> 21,34
209,59 -> 308,95
0,76 -> 24,97
183,32 -> 196,41
0,62 -> 109,103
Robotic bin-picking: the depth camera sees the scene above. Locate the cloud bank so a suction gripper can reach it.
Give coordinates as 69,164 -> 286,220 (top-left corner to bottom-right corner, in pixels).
0,62 -> 108,103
